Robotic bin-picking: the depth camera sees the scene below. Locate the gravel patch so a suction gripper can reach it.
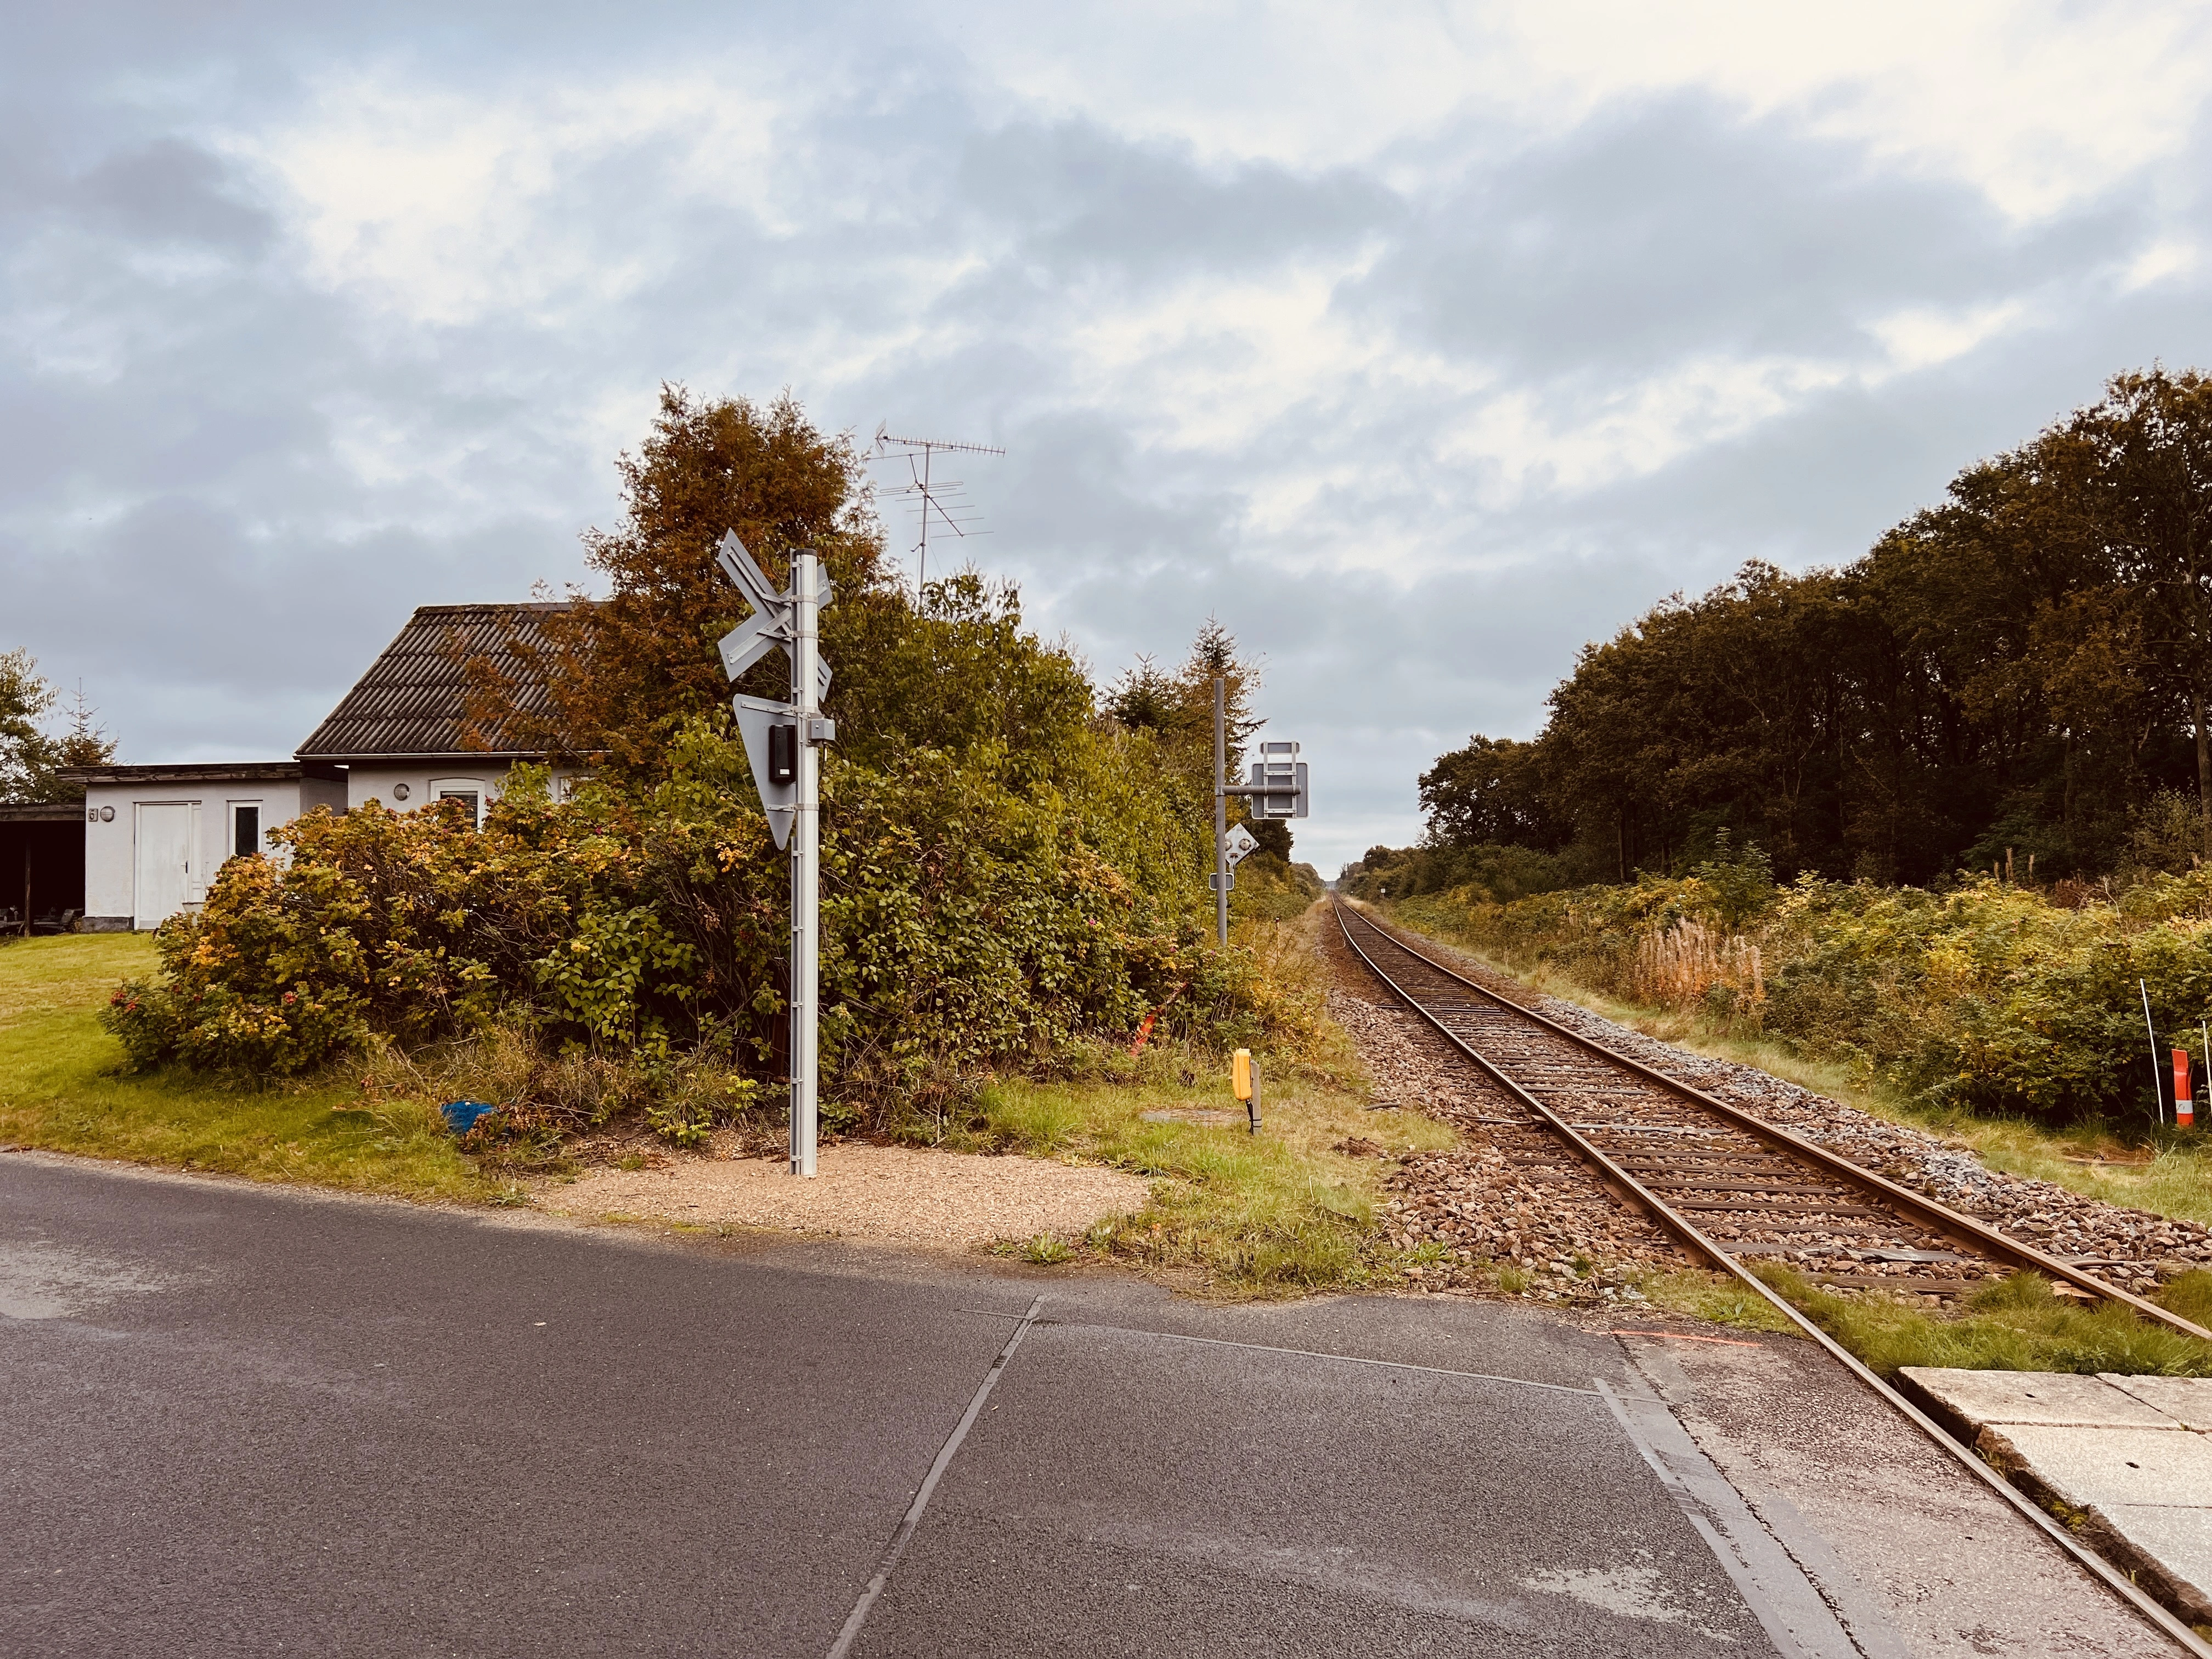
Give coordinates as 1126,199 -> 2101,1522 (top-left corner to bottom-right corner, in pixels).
544,1144 -> 1149,1246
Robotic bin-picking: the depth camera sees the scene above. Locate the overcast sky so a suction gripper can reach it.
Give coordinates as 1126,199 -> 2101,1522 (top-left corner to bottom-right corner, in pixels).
8,3 -> 2212,872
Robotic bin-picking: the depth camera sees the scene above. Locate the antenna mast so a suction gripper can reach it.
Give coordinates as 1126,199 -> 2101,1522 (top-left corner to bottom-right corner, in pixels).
872,422 -> 1005,592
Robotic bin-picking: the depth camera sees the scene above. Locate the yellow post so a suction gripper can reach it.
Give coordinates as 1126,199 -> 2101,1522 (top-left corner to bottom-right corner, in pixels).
1232,1048 -> 1252,1101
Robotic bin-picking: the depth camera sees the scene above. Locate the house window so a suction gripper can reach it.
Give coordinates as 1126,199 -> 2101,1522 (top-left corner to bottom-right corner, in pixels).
233,804 -> 261,859
428,777 -> 489,827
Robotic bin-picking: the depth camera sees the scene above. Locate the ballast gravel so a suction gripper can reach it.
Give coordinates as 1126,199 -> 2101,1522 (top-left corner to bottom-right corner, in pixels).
1524,992 -> 2212,1294
1327,955 -> 1697,1305
1329,917 -> 2212,1308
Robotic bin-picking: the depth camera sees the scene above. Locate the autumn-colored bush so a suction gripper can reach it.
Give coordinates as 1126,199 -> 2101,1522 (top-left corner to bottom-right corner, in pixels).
101,389 -> 1313,1130
102,725 -> 1302,1120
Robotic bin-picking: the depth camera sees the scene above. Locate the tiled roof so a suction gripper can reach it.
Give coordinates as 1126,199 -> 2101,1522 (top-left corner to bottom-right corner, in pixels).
296,603 -> 577,761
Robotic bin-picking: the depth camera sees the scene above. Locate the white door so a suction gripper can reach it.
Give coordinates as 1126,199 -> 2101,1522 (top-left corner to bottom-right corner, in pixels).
134,803 -> 193,930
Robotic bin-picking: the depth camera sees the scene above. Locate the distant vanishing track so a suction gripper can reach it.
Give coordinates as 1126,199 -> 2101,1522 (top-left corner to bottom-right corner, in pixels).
1332,900 -> 2212,1339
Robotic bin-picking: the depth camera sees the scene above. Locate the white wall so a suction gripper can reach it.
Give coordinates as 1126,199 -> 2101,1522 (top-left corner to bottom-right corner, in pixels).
83,779 -> 312,929
82,765 -> 572,929
345,763 -> 577,820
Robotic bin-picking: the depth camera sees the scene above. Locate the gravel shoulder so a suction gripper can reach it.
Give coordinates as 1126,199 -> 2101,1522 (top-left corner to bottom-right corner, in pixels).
540,1143 -> 1150,1246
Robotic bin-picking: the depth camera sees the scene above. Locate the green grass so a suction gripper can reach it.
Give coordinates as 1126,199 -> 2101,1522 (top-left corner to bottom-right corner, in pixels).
945,905 -> 1459,1297
1373,905 -> 2212,1230
0,934 -> 485,1199
1757,1266 -> 2212,1378
955,1047 -> 1458,1297
1637,1269 -> 1802,1334
1630,1262 -> 2212,1377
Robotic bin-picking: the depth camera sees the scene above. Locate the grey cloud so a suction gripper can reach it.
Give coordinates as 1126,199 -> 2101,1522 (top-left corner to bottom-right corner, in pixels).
78,140 -> 273,248
951,119 -> 1400,283
8,8 -> 2212,872
1351,94 -> 2143,376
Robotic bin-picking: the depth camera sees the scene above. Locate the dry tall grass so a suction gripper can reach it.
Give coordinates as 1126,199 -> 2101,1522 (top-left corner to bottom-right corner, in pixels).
1630,917 -> 1764,1026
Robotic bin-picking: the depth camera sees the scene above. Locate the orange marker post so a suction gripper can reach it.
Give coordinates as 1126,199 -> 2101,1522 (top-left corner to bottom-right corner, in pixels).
1232,1048 -> 1260,1135
2176,1049 -> 2195,1129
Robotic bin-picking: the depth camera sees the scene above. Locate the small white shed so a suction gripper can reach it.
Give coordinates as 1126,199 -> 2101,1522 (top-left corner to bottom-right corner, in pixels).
71,763 -> 347,932
63,600 -> 584,933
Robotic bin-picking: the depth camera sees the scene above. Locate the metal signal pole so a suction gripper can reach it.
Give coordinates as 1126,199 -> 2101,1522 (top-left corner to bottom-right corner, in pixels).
1214,677 -> 1230,946
791,551 -> 822,1178
713,529 -> 835,1179
1211,674 -> 1312,946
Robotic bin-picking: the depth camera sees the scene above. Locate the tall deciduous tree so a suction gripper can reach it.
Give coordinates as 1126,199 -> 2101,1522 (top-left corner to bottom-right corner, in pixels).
1418,736 -> 1558,850
2074,368 -> 2212,852
465,386 -> 888,772
466,386 -> 1104,789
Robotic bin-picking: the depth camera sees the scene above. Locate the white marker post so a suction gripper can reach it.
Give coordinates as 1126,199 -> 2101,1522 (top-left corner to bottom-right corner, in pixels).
789,551 -> 822,1179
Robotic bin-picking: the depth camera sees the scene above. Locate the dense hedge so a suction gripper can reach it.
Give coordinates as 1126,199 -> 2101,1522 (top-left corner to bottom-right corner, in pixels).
103,723 -> 1298,1107
1388,867 -> 2212,1127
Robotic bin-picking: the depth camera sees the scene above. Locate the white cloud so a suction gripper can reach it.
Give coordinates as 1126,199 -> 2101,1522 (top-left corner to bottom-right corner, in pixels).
1865,296 -> 2035,373
970,1 -> 2212,219
2121,239 -> 2199,291
240,70 -> 790,326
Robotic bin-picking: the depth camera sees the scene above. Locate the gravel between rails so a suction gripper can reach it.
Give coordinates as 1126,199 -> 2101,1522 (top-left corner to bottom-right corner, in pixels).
1324,924 -> 1698,1307
1351,913 -> 2212,1300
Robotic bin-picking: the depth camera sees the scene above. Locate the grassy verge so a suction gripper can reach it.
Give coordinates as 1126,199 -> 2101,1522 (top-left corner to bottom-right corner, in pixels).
1374,901 -> 2212,1229
0,934 -> 484,1199
1627,1263 -> 2212,1376
0,914 -> 1452,1288
1762,1266 -> 2212,1377
1631,1265 -> 2212,1375
950,903 -> 1459,1297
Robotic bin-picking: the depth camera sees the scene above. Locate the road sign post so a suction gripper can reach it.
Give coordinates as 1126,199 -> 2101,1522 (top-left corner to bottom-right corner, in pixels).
1210,676 -> 1311,946
715,531 -> 835,1178
790,551 -> 823,1179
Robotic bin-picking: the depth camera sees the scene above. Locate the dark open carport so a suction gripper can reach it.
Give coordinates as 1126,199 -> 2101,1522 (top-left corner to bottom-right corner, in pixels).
0,803 -> 86,933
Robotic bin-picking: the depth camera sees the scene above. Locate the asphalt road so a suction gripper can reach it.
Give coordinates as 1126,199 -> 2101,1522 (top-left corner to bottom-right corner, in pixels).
3,1154 -> 1810,1657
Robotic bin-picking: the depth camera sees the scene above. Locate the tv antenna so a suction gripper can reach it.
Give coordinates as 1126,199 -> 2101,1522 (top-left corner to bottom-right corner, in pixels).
872,422 -> 1005,592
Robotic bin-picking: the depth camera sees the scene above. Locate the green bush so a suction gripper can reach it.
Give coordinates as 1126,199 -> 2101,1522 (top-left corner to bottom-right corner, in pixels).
1390,865 -> 2212,1127
102,726 -> 1303,1118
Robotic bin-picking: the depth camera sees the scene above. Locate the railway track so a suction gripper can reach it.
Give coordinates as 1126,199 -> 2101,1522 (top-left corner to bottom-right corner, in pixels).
1334,898 -> 2212,1652
1331,900 -> 2212,1340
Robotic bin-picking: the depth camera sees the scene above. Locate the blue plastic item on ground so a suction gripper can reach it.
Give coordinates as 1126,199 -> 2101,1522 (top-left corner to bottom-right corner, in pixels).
440,1101 -> 498,1134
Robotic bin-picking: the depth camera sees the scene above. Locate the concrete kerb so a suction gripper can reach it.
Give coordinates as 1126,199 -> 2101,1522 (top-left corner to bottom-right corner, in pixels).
1901,1368 -> 2212,1634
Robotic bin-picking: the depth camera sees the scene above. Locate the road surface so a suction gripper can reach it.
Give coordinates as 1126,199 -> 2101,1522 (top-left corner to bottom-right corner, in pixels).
0,1153 -> 2174,1657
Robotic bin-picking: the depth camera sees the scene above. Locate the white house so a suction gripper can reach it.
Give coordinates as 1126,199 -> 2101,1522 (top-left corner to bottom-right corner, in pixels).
70,600 -> 582,932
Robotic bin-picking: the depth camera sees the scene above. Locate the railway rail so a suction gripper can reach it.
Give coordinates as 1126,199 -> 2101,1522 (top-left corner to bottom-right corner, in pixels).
1333,900 -> 2210,1337
1332,897 -> 2212,1655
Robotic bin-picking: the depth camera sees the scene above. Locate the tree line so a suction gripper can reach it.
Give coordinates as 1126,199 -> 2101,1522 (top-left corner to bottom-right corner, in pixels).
0,653 -> 115,803
1368,368 -> 2212,896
